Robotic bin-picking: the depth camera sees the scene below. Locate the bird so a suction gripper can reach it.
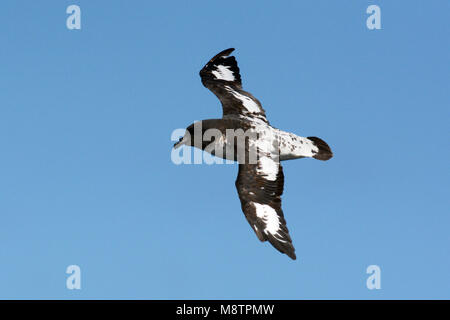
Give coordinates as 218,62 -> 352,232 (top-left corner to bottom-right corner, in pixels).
173,48 -> 333,260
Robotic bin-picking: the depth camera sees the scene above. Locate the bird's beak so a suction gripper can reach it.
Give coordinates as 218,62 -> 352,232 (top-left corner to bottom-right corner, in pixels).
173,137 -> 185,149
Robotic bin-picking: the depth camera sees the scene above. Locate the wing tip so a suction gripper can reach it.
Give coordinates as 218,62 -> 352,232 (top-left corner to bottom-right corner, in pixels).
208,48 -> 235,63
272,241 -> 297,260
279,244 -> 297,260
218,47 -> 235,56
287,251 -> 297,260
265,232 -> 297,260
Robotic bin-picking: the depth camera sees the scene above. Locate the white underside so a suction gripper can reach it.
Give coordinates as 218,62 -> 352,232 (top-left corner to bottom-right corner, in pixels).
201,122 -> 318,163
275,129 -> 318,161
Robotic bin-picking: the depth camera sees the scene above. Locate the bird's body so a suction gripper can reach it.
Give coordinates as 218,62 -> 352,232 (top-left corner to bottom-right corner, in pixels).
174,48 -> 333,260
187,118 -> 323,162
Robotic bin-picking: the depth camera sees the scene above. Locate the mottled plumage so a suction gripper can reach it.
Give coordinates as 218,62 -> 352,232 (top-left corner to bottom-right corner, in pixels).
174,48 -> 333,260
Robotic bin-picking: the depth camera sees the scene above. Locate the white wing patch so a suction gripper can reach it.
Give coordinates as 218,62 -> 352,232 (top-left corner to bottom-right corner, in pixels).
211,65 -> 235,81
257,156 -> 278,181
253,203 -> 287,243
225,86 -> 261,113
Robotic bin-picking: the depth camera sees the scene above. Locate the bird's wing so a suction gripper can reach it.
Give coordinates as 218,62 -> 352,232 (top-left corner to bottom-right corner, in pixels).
235,157 -> 296,260
199,48 -> 268,123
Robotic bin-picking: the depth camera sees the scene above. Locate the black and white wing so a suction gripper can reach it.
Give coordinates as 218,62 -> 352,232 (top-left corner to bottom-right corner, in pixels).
199,48 -> 268,123
235,157 -> 296,260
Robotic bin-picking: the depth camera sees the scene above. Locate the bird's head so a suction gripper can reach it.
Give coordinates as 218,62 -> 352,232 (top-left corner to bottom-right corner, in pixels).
173,120 -> 223,150
173,134 -> 186,149
173,123 -> 197,149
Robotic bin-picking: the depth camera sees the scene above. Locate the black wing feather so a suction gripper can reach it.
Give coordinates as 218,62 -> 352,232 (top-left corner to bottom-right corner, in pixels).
199,48 -> 268,122
235,163 -> 296,260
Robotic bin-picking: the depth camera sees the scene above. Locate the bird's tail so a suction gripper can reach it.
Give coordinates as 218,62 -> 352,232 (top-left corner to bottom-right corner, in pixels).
307,137 -> 333,161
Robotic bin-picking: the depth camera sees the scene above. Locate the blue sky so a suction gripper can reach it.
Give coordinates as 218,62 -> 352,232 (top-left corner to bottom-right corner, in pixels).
0,1 -> 448,299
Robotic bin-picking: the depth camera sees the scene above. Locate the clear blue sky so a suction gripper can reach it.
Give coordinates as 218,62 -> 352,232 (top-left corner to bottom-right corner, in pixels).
0,1 -> 448,299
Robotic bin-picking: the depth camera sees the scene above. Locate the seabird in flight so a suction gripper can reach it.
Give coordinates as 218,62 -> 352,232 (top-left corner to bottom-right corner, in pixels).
174,48 -> 333,260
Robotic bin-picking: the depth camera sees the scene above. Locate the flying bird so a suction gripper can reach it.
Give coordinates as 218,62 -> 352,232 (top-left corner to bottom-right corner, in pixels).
174,48 -> 333,260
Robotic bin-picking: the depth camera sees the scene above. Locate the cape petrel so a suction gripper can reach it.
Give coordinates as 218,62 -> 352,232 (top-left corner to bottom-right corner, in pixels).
174,48 -> 333,260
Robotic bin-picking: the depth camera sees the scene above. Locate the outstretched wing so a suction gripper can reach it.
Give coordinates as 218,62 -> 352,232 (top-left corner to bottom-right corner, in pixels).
199,48 -> 268,123
235,158 -> 296,260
